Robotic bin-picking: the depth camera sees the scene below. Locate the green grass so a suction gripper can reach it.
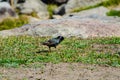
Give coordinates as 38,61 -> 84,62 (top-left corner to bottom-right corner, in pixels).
0,36 -> 120,67
0,15 -> 28,31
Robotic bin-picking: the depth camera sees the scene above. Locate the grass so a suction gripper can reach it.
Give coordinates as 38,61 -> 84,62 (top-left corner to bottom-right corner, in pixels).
0,36 -> 120,67
0,15 -> 28,31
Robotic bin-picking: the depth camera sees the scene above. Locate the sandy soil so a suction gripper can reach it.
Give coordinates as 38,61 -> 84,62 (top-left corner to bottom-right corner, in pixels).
0,63 -> 120,80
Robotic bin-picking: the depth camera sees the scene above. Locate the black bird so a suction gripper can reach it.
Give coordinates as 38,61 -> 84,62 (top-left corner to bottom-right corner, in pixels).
42,36 -> 64,51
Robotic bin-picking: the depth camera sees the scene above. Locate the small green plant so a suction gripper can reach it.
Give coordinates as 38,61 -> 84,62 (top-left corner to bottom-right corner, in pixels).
0,15 -> 28,30
47,4 -> 58,18
106,10 -> 120,17
102,0 -> 120,7
28,11 -> 39,18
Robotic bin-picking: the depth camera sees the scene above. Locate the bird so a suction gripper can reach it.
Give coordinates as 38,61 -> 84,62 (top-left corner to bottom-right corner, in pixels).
42,36 -> 64,51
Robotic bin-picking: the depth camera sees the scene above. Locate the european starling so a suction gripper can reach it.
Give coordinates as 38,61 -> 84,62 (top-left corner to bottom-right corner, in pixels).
42,36 -> 64,51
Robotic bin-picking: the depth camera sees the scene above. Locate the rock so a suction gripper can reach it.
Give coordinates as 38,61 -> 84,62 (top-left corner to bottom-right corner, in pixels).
52,15 -> 62,19
53,4 -> 66,15
17,0 -> 49,19
0,16 -> 120,38
65,0 -> 103,13
64,6 -> 109,17
0,2 -> 17,22
29,16 -> 41,23
111,5 -> 120,11
53,0 -> 103,15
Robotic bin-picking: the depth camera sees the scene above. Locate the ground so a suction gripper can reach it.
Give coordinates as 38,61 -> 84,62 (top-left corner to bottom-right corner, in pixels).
0,63 -> 120,80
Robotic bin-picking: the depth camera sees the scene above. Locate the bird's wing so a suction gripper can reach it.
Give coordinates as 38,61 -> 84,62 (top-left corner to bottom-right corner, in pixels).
48,39 -> 56,45
42,38 -> 60,46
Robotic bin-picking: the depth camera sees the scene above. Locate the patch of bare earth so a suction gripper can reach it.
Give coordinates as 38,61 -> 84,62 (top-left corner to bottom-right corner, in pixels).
0,63 -> 120,80
91,44 -> 120,54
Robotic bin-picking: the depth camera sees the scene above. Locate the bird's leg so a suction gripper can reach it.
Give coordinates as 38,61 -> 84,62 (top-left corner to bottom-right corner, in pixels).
54,46 -> 57,51
49,46 -> 51,52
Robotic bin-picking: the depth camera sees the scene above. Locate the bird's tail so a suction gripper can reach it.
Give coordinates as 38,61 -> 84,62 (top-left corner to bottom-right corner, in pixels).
41,42 -> 48,45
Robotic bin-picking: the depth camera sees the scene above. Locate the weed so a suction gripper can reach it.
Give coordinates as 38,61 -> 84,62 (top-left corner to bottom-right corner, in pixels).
47,4 -> 58,18
106,10 -> 120,17
0,15 -> 28,30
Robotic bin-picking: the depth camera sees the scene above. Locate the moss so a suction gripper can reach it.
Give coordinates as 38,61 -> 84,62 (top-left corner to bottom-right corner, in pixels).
72,3 -> 103,12
102,0 -> 120,7
30,11 -> 39,18
0,15 -> 29,30
72,0 -> 120,13
47,4 -> 58,18
106,10 -> 120,17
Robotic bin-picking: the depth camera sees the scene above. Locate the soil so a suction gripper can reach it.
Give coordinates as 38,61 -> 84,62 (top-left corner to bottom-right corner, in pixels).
0,63 -> 120,80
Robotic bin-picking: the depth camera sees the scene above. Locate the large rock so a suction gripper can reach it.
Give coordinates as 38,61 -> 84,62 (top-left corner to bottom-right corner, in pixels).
53,4 -> 66,15
64,6 -> 109,17
0,15 -> 120,38
0,2 -> 17,22
65,0 -> 103,13
54,0 -> 103,15
17,0 -> 49,19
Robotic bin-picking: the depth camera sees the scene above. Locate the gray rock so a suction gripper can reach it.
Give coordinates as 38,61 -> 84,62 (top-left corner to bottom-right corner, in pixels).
52,15 -> 62,19
0,16 -> 120,38
0,2 -> 17,21
65,0 -> 103,13
64,6 -> 109,17
53,0 -> 103,15
17,0 -> 49,19
53,4 -> 66,15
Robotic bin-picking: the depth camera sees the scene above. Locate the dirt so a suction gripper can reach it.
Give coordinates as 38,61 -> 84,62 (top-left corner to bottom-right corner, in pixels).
0,63 -> 120,80
91,44 -> 120,54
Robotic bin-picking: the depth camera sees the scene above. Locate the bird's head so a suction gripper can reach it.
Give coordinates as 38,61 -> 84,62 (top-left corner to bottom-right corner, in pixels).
57,36 -> 64,42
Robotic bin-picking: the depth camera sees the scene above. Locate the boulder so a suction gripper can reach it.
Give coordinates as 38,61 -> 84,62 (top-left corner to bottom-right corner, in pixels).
52,15 -> 62,19
64,6 -> 109,17
0,15 -> 120,38
17,0 -> 49,19
53,4 -> 66,15
0,2 -> 17,22
65,0 -> 103,13
54,0 -> 103,15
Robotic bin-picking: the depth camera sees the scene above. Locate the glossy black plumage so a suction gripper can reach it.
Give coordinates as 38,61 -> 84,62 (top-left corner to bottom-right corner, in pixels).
42,36 -> 64,51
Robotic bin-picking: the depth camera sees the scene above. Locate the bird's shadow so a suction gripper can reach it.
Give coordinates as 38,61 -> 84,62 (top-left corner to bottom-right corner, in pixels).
36,50 -> 49,53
